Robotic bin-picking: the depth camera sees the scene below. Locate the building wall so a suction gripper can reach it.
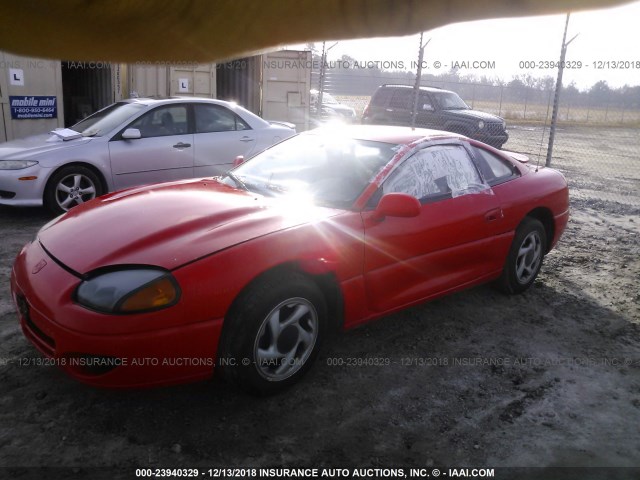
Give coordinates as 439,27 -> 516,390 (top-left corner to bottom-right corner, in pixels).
128,62 -> 217,99
262,50 -> 311,131
1,50 -> 311,142
0,52 -> 64,141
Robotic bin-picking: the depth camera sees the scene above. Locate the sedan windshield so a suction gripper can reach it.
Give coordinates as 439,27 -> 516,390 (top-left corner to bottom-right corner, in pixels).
432,92 -> 469,110
70,102 -> 147,137
224,133 -> 399,208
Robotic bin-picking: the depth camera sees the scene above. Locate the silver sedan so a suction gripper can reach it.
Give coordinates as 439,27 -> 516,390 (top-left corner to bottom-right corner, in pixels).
0,97 -> 296,214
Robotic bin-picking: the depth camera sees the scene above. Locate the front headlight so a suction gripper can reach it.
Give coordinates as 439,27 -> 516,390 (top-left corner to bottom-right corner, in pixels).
478,121 -> 485,130
76,268 -> 180,314
502,120 -> 507,130
0,160 -> 39,170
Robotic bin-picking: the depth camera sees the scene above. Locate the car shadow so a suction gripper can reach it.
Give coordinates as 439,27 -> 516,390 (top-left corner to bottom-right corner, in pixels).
4,276 -> 636,467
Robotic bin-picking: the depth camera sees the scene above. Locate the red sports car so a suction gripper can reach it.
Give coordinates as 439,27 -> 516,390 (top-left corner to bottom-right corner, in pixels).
11,126 -> 569,394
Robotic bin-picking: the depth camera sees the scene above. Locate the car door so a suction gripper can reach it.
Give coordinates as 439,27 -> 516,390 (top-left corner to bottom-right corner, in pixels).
414,91 -> 439,128
385,89 -> 413,126
108,104 -> 194,190
361,142 -> 508,312
192,103 -> 258,177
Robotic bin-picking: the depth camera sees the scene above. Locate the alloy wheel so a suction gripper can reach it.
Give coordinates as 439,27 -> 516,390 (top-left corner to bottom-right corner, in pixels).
253,297 -> 318,381
55,173 -> 97,211
515,231 -> 543,284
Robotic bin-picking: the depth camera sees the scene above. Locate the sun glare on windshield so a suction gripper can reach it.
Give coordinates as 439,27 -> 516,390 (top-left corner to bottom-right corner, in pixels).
230,133 -> 398,208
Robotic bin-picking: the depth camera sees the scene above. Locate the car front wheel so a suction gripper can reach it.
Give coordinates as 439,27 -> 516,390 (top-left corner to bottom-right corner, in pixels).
498,217 -> 547,294
44,166 -> 103,215
218,271 -> 327,395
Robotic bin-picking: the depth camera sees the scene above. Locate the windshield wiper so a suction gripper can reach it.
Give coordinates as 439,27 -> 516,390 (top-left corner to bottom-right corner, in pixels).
224,172 -> 248,191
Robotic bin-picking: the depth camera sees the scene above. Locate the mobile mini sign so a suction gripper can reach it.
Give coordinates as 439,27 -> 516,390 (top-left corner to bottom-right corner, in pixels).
10,96 -> 58,119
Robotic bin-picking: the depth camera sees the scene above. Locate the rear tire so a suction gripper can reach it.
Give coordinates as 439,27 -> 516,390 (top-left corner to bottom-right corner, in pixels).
218,271 -> 327,395
44,165 -> 104,216
497,217 -> 546,294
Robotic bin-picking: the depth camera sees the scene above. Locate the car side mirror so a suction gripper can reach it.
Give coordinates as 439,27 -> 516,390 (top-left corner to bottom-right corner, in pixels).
122,128 -> 141,140
374,193 -> 421,220
232,155 -> 245,168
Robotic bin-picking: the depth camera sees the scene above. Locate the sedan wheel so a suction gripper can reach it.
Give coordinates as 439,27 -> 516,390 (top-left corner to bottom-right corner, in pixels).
219,271 -> 327,395
497,217 -> 547,294
45,166 -> 103,215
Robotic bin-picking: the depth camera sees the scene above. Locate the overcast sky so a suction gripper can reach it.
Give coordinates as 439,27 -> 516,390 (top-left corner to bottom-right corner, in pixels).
294,0 -> 640,90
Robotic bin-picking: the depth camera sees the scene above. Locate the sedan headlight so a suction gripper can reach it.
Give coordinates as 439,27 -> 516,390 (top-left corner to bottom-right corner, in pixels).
76,268 -> 180,314
0,160 -> 39,170
478,121 -> 485,130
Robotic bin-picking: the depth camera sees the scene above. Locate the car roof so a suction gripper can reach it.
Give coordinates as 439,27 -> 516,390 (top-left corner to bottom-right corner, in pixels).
379,84 -> 453,94
310,125 -> 464,144
121,97 -> 239,107
116,96 -> 270,129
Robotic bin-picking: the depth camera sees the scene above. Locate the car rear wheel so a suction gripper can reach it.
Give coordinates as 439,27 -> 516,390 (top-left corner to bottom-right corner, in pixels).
44,166 -> 104,215
497,217 -> 546,294
218,271 -> 327,395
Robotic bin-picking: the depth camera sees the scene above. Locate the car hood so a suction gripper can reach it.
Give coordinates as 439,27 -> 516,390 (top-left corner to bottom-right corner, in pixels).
326,103 -> 355,114
37,179 -> 341,274
0,133 -> 94,160
443,109 -> 503,122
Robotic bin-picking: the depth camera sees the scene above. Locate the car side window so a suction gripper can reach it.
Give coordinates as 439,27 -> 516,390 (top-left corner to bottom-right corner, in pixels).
418,92 -> 434,111
383,145 -> 488,204
128,105 -> 188,138
473,147 -> 519,186
194,104 -> 251,133
389,90 -> 412,110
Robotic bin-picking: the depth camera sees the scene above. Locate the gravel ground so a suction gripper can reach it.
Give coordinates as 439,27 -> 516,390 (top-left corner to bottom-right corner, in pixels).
0,126 -> 638,479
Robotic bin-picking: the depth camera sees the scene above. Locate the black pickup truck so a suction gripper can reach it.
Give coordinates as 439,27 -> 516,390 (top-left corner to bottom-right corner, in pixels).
362,84 -> 508,149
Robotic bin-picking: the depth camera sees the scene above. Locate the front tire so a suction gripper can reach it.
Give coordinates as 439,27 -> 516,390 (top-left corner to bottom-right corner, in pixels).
218,271 -> 327,395
44,165 -> 104,216
497,217 -> 546,294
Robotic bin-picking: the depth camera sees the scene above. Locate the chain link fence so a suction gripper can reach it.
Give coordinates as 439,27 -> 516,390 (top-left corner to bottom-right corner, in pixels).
311,70 -> 640,210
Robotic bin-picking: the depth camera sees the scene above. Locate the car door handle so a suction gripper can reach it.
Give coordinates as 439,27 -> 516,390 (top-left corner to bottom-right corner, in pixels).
239,136 -> 255,143
173,142 -> 191,148
484,208 -> 503,222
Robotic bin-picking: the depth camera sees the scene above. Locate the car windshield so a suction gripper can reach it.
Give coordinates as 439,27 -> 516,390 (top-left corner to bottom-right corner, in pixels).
223,133 -> 399,208
432,92 -> 469,110
70,102 -> 147,137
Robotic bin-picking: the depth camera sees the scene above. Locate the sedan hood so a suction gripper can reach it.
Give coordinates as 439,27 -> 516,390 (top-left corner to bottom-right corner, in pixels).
326,104 -> 356,114
37,179 -> 340,273
0,133 -> 94,160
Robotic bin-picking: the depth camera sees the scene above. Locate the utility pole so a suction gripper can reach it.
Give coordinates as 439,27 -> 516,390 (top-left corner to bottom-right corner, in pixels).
411,33 -> 431,128
317,41 -> 338,118
546,13 -> 578,166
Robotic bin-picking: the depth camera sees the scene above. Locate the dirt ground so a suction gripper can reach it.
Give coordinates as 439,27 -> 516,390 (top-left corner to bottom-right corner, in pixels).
0,126 -> 638,479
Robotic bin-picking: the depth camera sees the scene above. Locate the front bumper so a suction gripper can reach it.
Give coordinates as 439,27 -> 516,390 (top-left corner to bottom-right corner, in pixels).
473,130 -> 509,149
10,240 -> 223,388
0,165 -> 50,207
